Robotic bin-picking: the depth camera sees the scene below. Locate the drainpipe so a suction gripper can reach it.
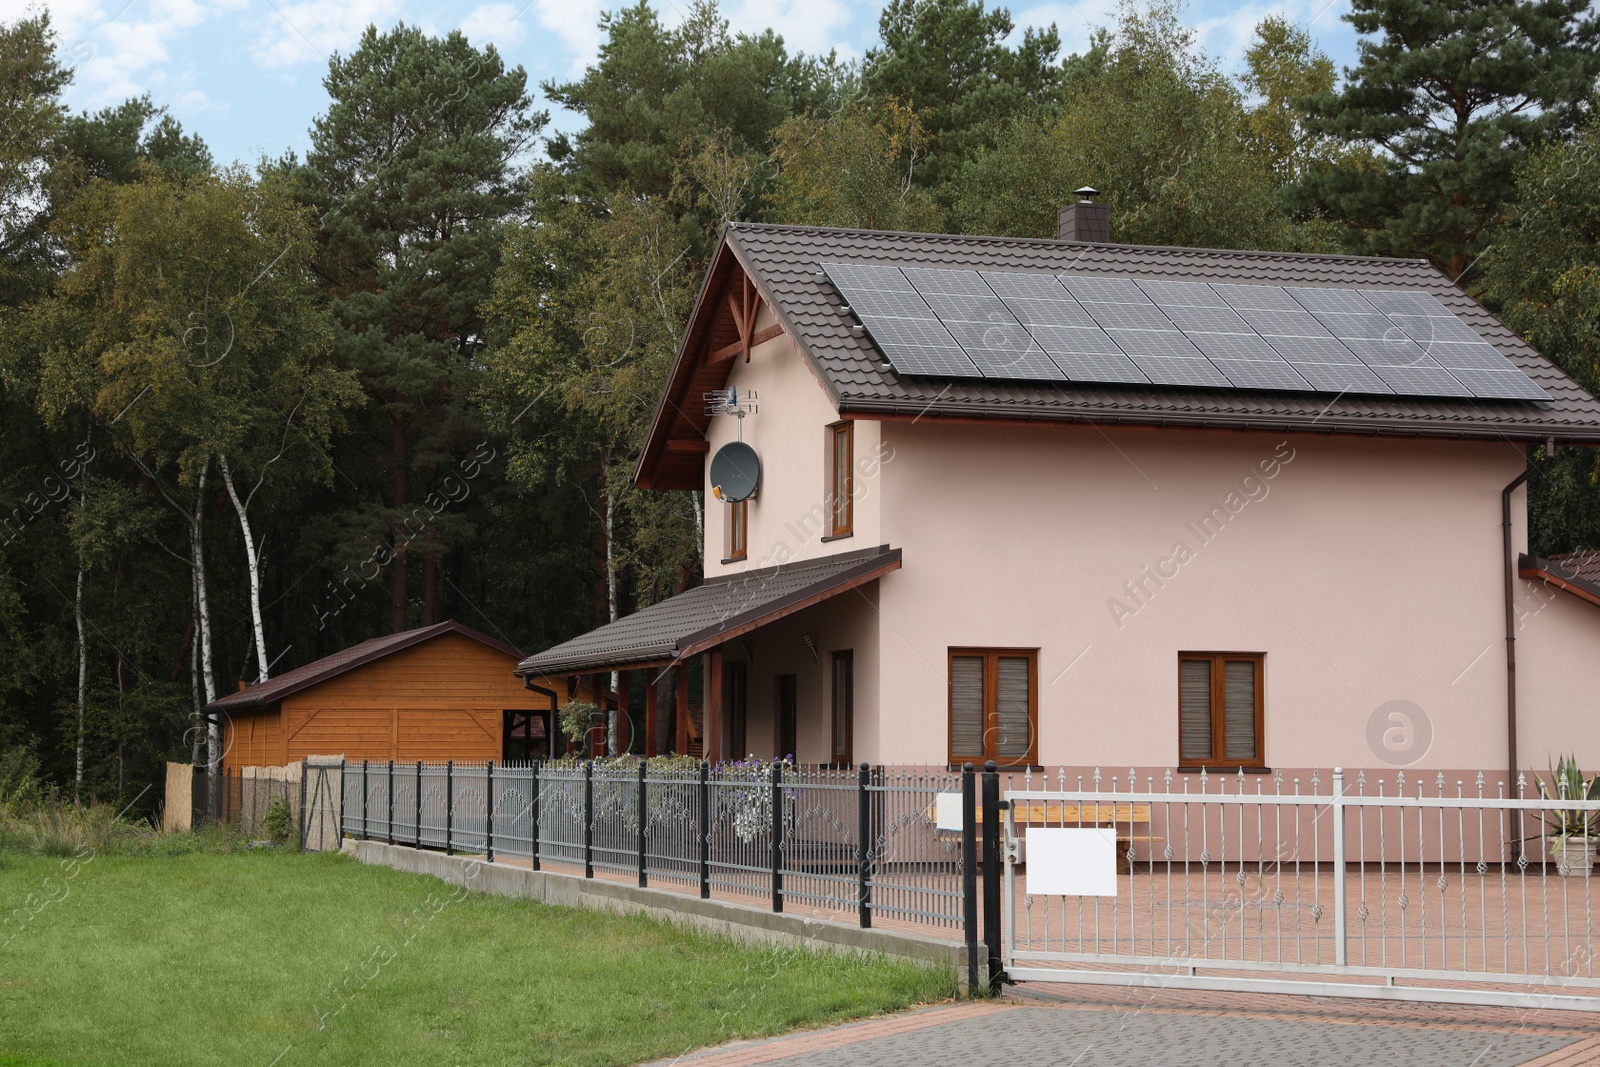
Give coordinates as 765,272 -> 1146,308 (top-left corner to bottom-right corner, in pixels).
522,676 -> 559,759
1501,438 -> 1554,836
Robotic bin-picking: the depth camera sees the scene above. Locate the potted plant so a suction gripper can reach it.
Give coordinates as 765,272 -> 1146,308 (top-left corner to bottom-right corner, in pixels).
1534,755 -> 1599,877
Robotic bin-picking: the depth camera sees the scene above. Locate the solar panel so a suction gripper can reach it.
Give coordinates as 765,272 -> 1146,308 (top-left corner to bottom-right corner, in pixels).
820,262 -> 1550,400
821,262 -> 979,377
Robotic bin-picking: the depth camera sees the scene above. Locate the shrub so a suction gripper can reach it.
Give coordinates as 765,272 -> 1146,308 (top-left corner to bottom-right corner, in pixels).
263,798 -> 296,845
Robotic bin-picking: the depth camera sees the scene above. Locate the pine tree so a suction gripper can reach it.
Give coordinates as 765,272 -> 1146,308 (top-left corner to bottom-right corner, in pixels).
1292,0 -> 1600,284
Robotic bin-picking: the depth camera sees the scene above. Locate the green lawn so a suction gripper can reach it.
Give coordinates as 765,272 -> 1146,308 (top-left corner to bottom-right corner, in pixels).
0,849 -> 956,1066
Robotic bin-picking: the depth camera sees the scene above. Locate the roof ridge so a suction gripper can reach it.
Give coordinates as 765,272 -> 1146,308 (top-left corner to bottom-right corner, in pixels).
725,221 -> 1439,271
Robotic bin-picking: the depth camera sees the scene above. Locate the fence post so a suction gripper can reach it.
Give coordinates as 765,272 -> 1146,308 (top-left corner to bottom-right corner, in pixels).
857,763 -> 872,929
698,761 -> 710,899
297,760 -> 308,850
1332,766 -> 1348,968
360,760 -> 369,840
583,760 -> 594,879
771,761 -> 784,913
961,763 -> 978,993
387,760 -> 395,846
486,760 -> 495,863
982,760 -> 1002,992
637,760 -> 648,887
338,758 -> 346,843
414,761 -> 423,848
445,760 -> 454,856
531,760 -> 541,871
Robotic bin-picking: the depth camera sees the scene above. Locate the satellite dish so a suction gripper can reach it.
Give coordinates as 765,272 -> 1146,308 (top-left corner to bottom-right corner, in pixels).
709,441 -> 761,503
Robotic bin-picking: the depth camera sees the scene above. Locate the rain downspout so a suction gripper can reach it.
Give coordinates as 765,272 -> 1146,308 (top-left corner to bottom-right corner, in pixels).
1501,438 -> 1554,834
522,676 -> 560,758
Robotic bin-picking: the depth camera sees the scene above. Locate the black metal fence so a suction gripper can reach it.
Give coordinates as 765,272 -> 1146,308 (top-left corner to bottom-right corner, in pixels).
340,757 -> 1006,979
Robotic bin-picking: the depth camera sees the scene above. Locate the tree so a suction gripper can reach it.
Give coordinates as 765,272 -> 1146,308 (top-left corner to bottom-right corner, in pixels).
862,0 -> 1061,193
770,100 -> 944,231
1239,17 -> 1340,183
28,166 -> 353,764
953,2 -> 1293,249
1486,118 -> 1600,553
1292,0 -> 1600,284
0,12 -> 68,307
301,23 -> 543,632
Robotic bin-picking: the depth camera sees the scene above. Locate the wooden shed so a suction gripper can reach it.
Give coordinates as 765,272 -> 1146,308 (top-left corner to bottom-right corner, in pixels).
208,621 -> 607,771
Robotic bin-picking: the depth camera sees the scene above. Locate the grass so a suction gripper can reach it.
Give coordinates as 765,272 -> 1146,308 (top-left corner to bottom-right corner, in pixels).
0,848 -> 957,1067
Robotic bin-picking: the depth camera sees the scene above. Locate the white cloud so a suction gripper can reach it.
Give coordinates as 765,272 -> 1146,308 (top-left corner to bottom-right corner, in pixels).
725,0 -> 858,58
529,0 -> 602,73
457,2 -> 529,48
250,0 -> 404,70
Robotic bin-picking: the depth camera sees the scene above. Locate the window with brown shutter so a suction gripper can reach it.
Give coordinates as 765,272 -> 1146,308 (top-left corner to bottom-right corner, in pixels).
723,499 -> 747,562
948,648 -> 1038,767
1177,652 -> 1265,769
826,421 -> 853,538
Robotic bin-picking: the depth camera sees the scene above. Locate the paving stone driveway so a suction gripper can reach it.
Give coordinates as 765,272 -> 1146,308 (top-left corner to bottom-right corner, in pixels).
652,992 -> 1600,1067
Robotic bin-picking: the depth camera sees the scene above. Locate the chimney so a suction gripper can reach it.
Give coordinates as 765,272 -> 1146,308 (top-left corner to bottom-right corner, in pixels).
1058,186 -> 1109,243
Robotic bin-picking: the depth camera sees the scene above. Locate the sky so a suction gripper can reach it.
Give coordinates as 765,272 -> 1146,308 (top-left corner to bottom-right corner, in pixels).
5,0 -> 1363,169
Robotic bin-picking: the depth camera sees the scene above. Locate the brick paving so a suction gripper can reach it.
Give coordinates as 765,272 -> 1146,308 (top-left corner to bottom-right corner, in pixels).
646,991 -> 1598,1067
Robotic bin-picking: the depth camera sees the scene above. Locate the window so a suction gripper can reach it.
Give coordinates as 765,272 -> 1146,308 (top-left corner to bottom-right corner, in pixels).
826,421 -> 853,538
1178,652 -> 1265,769
723,499 -> 747,562
775,674 -> 797,761
830,650 -> 853,766
728,661 -> 748,757
948,648 -> 1037,767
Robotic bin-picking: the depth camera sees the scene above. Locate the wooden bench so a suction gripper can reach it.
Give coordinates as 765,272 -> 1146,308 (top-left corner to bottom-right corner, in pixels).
936,800 -> 1160,873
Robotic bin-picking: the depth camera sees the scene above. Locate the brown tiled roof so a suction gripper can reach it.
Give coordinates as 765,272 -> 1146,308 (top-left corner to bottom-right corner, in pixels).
665,224 -> 1600,461
207,621 -> 524,712
1519,553 -> 1600,611
516,546 -> 901,675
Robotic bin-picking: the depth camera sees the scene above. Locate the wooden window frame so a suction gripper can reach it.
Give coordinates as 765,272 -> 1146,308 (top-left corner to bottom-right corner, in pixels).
947,647 -> 1039,769
825,421 -> 854,540
829,650 -> 853,768
722,498 -> 748,563
1177,651 -> 1266,771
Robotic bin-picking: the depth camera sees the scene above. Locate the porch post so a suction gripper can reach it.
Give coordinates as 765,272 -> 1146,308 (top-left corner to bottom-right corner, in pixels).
589,673 -> 605,757
617,669 -> 630,756
675,665 -> 690,755
704,648 -> 724,763
645,672 -> 659,758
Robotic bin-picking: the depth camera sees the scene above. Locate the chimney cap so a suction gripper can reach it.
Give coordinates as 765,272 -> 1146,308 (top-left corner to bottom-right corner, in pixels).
1074,186 -> 1100,201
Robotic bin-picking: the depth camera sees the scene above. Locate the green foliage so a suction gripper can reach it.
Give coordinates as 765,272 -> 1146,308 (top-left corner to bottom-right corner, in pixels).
1238,16 -> 1341,184
863,0 -> 1062,192
262,797 -> 295,845
771,100 -> 944,231
1485,117 -> 1600,553
954,2 -> 1294,250
1533,754 -> 1600,841
1292,0 -> 1600,283
556,700 -> 602,751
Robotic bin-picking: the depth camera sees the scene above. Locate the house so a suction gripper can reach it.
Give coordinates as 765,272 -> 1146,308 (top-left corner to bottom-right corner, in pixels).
208,621 -> 609,771
516,206 -> 1600,783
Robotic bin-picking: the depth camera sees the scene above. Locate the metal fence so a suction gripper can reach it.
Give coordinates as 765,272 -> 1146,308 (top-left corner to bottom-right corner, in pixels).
340,758 -> 973,937
1001,767 -> 1600,1011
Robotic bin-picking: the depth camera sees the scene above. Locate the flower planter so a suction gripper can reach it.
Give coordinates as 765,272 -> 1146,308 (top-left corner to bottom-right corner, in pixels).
1551,836 -> 1594,877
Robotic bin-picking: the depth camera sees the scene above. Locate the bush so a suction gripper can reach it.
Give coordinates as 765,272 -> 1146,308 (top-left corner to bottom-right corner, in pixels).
263,798 -> 296,845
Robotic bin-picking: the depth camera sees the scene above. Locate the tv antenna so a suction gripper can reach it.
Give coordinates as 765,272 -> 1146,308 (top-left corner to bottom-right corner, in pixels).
703,388 -> 758,440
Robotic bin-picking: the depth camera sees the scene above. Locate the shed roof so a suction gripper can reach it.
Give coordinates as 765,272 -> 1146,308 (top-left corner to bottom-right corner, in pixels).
1520,552 -> 1600,611
516,546 -> 902,676
207,621 -> 525,712
638,225 -> 1600,489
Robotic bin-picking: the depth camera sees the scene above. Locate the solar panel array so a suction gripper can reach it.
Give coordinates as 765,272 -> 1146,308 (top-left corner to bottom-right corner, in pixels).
820,262 -> 1548,401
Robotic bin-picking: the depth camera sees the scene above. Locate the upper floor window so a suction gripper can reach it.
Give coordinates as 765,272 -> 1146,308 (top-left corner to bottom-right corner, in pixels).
1178,652 -> 1265,769
827,421 -> 853,539
723,499 -> 747,562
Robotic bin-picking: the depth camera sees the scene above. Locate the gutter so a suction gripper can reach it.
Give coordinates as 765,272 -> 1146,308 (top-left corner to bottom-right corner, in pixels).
1501,438 -> 1555,836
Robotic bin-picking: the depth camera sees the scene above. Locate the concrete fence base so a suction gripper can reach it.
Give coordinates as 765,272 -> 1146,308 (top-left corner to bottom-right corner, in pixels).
343,839 -> 967,986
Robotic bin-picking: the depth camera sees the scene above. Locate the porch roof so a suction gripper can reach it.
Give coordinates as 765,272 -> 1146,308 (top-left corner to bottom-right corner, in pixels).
1519,551 -> 1600,611
516,546 -> 901,676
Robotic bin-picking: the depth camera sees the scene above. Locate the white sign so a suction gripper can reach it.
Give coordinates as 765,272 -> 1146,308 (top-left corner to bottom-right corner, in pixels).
1025,828 -> 1118,896
934,791 -> 964,831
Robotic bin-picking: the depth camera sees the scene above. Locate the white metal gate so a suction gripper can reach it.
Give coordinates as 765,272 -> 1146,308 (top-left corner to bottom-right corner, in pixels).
1000,768 -> 1600,1011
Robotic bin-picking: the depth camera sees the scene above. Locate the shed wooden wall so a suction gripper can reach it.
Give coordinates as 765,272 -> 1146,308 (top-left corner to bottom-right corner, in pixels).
220,632 -> 593,768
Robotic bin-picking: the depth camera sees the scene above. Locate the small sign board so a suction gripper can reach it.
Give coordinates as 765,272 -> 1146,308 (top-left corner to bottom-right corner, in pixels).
1025,828 -> 1118,896
934,791 -> 964,832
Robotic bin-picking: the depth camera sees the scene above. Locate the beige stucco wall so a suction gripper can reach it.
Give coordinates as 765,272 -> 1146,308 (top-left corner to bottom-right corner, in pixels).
704,323 -> 885,578
689,325 -> 1599,775
872,420 -> 1587,773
